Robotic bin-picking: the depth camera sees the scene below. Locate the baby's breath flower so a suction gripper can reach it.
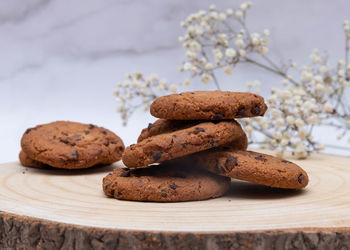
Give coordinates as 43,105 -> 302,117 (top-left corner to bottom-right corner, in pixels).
201,74 -> 212,83
225,48 -> 237,58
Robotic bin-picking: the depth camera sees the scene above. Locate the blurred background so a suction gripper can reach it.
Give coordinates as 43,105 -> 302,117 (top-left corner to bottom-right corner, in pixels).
0,0 -> 349,162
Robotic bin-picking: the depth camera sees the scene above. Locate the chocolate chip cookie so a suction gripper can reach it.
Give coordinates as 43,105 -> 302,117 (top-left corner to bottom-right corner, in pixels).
103,163 -> 231,202
19,150 -> 45,168
176,149 -> 308,189
150,91 -> 268,120
21,121 -> 125,169
122,120 -> 246,168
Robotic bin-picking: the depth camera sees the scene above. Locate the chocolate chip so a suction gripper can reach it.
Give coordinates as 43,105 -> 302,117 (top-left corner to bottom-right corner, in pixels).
191,92 -> 195,94
282,160 -> 292,164
147,123 -> 153,131
181,143 -> 187,148
104,183 -> 111,190
225,157 -> 238,171
61,132 -> 68,136
70,142 -> 76,146
84,130 -> 90,135
110,189 -> 115,196
236,106 -> 246,116
111,140 -> 119,144
104,139 -> 110,146
60,139 -> 69,144
101,130 -> 107,135
25,128 -> 33,134
210,140 -> 218,147
120,170 -> 131,177
251,105 -> 261,115
298,174 -> 305,184
152,151 -> 162,161
117,191 -> 122,197
172,135 -> 177,138
53,136 -> 56,139
214,113 -> 224,120
170,183 -> 178,190
70,150 -> 79,160
88,124 -> 95,129
130,144 -> 135,147
161,193 -> 167,198
255,156 -> 266,162
193,128 -> 205,134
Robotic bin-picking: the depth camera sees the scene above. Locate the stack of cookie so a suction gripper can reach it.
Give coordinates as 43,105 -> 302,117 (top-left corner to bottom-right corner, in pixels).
103,91 -> 309,202
20,121 -> 125,169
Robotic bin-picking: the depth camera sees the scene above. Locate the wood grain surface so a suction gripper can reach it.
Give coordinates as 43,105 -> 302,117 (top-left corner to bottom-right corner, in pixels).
0,151 -> 350,249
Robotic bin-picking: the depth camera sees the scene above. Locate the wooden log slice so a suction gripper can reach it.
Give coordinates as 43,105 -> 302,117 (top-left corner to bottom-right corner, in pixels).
0,151 -> 350,249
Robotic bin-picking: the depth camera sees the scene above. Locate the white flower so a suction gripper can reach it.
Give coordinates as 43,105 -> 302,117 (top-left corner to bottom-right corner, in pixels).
219,13 -> 226,21
190,41 -> 202,52
301,71 -> 313,81
298,130 -> 307,139
201,74 -> 212,83
209,4 -> 216,11
286,116 -> 295,125
273,132 -> 283,139
224,66 -> 232,75
263,29 -> 270,36
251,33 -> 260,45
169,84 -> 177,92
275,118 -> 284,127
315,83 -> 324,92
131,80 -> 139,88
280,139 -> 289,146
295,118 -> 305,127
225,48 -> 237,58
307,114 -> 318,124
268,94 -> 277,103
319,65 -> 328,73
183,62 -> 192,71
240,2 -> 249,10
314,75 -> 323,83
186,51 -> 196,58
258,46 -> 268,54
184,79 -> 191,86
338,60 -> 345,67
226,8 -> 233,16
271,109 -> 280,118
157,84 -> 164,92
239,49 -> 246,57
235,10 -> 243,18
245,125 -> 253,134
338,70 -> 345,77
205,63 -> 213,70
323,102 -> 333,112
235,38 -> 245,47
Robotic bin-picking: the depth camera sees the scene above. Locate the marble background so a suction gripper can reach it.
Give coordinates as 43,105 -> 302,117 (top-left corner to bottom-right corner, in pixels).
1,0 -> 350,162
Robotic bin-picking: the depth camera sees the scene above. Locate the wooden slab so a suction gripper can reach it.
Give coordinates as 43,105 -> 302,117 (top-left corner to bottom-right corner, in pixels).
1,152 -> 350,249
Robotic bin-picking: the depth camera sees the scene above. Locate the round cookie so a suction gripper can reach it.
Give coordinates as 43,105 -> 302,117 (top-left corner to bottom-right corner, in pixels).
102,163 -> 231,202
138,119 -> 248,150
122,120 -> 246,168
150,91 -> 268,120
21,121 -> 125,169
137,119 -> 199,143
178,149 -> 308,189
19,150 -> 46,168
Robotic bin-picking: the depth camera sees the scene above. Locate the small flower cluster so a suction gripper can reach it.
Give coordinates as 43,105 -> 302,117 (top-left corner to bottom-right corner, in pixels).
243,46 -> 350,158
113,3 -> 350,158
177,3 -> 270,88
113,72 -> 177,125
